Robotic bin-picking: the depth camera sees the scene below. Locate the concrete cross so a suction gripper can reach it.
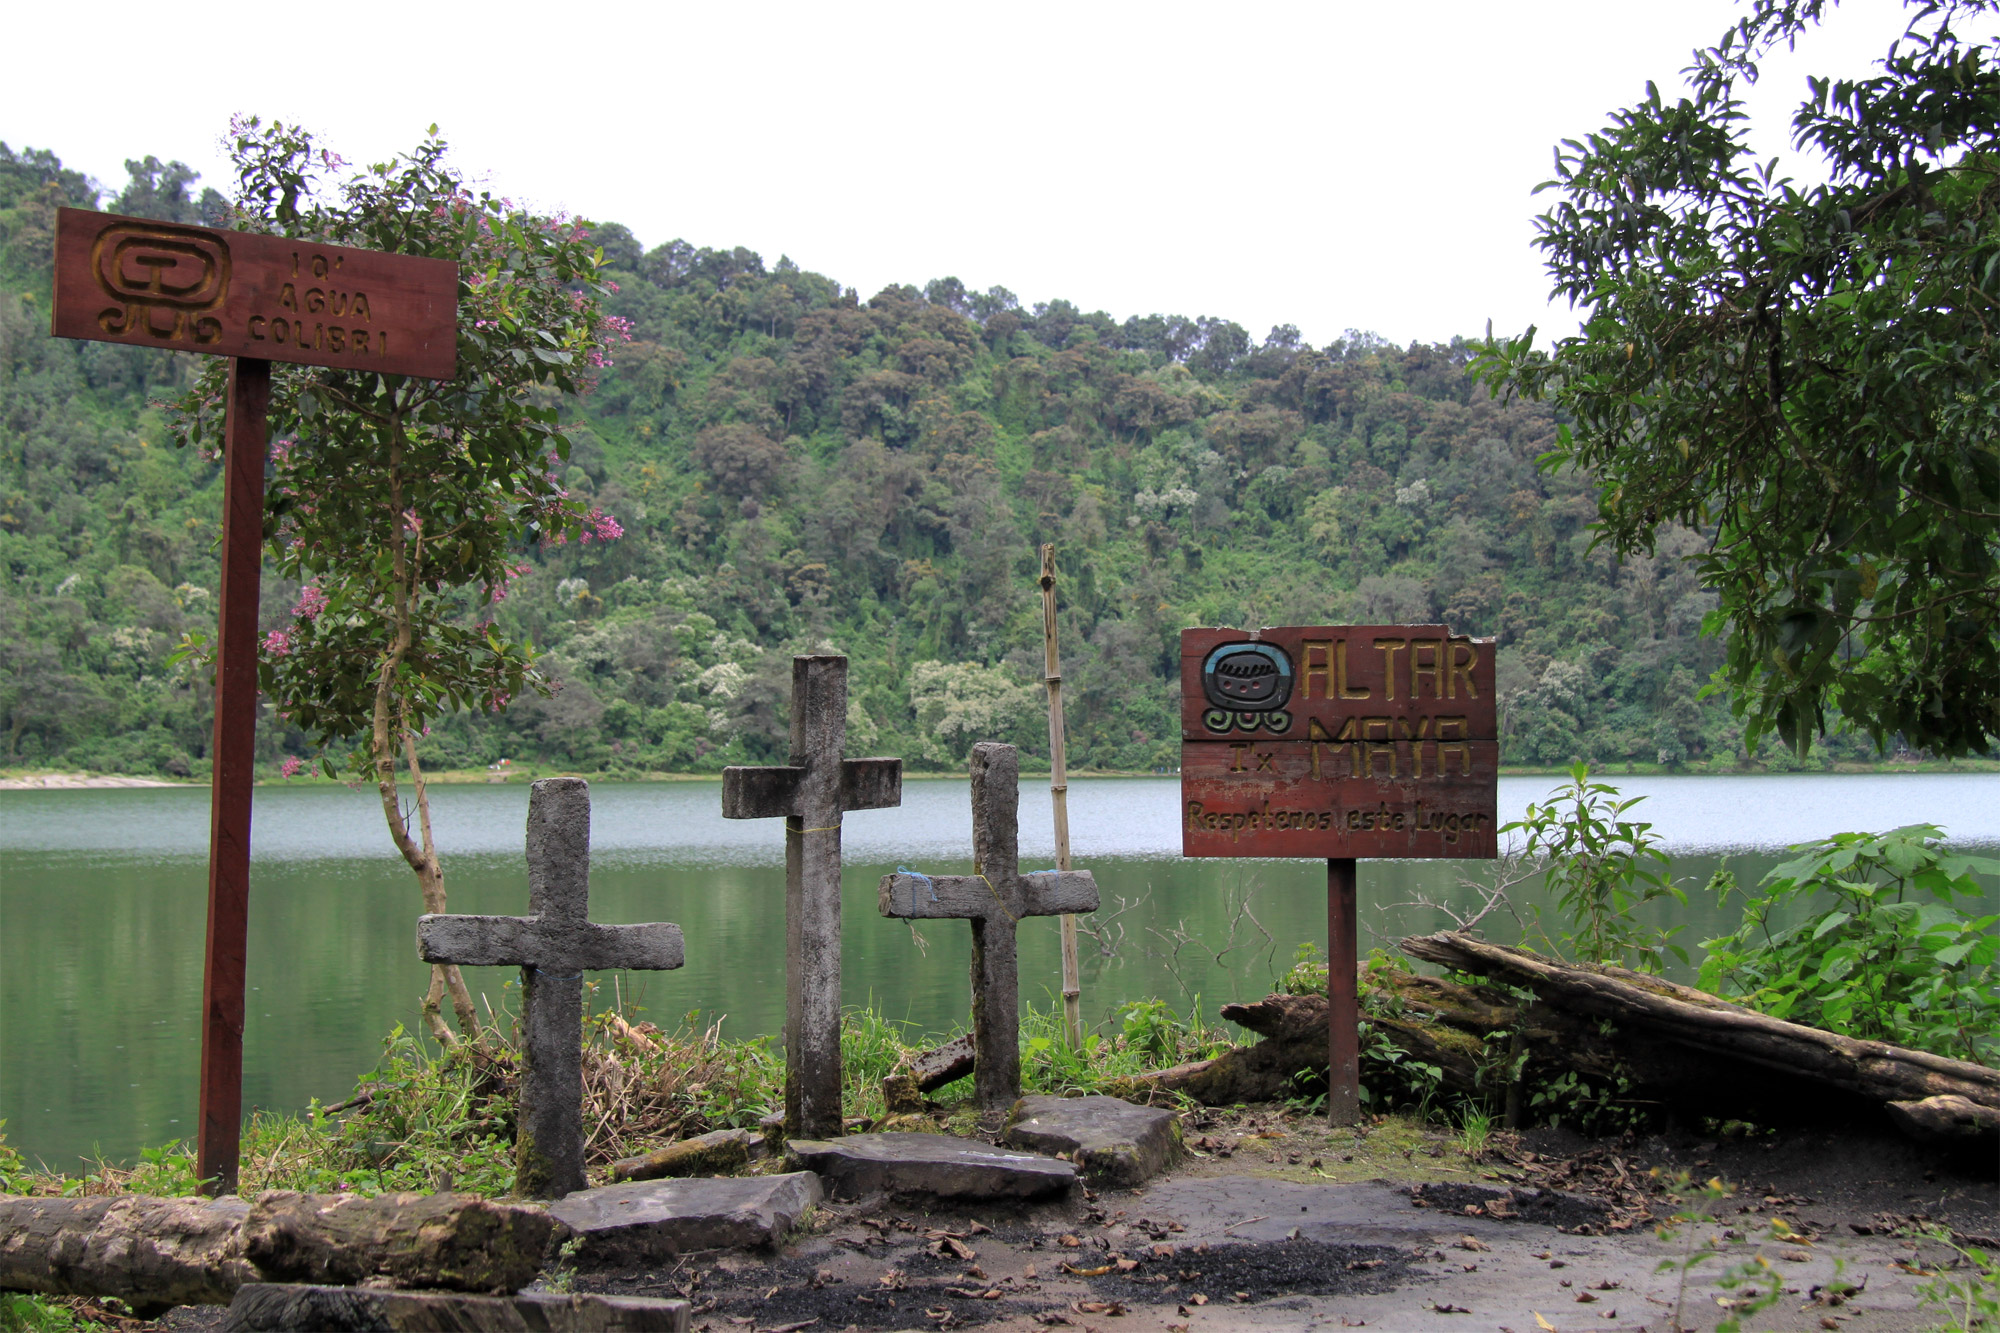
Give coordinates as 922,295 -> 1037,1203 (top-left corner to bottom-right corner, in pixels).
721,654 -> 903,1137
879,742 -> 1098,1111
417,777 -> 684,1198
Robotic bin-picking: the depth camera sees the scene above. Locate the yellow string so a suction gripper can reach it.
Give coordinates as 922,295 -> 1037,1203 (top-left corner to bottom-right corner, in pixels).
975,873 -> 1018,924
795,824 -> 842,834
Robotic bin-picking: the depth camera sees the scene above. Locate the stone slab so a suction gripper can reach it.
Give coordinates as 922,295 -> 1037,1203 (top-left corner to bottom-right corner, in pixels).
224,1283 -> 690,1332
545,1172 -> 821,1266
1003,1093 -> 1183,1188
784,1131 -> 1076,1201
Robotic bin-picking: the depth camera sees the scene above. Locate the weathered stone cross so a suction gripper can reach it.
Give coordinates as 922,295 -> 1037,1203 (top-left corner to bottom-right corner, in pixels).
879,742 -> 1098,1111
417,777 -> 684,1198
722,654 -> 903,1137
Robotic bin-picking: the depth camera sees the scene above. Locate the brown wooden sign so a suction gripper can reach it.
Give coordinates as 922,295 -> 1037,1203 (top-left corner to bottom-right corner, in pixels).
1180,625 -> 1499,860
52,208 -> 457,379
47,208 -> 459,1196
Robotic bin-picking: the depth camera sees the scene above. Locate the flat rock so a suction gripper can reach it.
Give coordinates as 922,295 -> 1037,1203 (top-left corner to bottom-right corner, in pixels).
224,1283 -> 689,1331
1003,1093 -> 1183,1188
785,1131 -> 1076,1201
546,1172 -> 820,1266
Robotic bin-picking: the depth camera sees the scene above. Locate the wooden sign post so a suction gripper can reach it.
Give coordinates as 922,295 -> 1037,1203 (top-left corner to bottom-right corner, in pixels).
50,208 -> 457,1194
1179,625 -> 1498,1124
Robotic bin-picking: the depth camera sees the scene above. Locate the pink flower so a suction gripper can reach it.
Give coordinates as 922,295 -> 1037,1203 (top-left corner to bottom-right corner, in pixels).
293,585 -> 327,620
264,630 -> 292,656
580,509 -> 624,543
280,757 -> 305,778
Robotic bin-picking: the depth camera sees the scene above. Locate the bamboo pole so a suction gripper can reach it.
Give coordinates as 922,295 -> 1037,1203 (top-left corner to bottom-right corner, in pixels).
1038,544 -> 1085,1049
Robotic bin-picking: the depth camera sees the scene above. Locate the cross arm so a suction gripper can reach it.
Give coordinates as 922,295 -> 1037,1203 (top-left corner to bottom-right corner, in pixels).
1019,870 -> 1100,917
722,757 -> 904,819
878,873 -> 994,920
417,915 -> 685,973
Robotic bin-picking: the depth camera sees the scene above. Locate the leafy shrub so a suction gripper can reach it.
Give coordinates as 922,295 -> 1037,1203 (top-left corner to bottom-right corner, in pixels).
1509,763 -> 1687,971
1697,825 -> 2000,1063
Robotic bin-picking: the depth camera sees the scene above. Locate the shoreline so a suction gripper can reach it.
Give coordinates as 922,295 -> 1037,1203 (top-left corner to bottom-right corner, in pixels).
3,758 -> 1996,791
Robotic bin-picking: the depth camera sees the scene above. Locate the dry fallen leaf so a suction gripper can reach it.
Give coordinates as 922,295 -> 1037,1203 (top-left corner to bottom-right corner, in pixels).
1113,1258 -> 1139,1273
1058,1233 -> 1083,1248
1575,1291 -> 1599,1303
1346,1259 -> 1384,1271
1150,1243 -> 1174,1258
1455,1235 -> 1491,1252
1430,1302 -> 1471,1314
1061,1263 -> 1114,1278
1534,1315 -> 1557,1332
1190,1294 -> 1209,1306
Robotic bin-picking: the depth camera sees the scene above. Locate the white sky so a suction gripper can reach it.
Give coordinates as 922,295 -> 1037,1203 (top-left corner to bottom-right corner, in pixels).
0,0 -> 1941,348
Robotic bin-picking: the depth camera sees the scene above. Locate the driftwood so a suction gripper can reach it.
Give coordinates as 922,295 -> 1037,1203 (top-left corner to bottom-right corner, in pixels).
1402,931 -> 2000,1145
0,1190 -> 554,1312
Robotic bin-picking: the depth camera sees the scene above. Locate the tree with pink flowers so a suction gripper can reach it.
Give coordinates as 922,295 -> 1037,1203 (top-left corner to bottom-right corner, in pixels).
172,119 -> 628,1046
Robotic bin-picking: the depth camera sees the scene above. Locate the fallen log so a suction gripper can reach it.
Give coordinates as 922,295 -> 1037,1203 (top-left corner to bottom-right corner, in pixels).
900,1033 -> 975,1092
0,1190 -> 554,1312
1401,931 -> 2000,1144
241,1190 -> 555,1293
0,1194 -> 253,1313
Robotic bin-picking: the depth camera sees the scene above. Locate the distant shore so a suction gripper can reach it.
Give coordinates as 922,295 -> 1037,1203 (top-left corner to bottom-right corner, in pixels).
3,756 -> 1996,791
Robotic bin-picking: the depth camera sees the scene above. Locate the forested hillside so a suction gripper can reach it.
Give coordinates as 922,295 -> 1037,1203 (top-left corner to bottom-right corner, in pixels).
0,143 -> 1884,778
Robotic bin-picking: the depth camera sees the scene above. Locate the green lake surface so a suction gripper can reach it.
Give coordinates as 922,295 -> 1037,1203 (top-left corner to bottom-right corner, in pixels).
2,773 -> 1994,1169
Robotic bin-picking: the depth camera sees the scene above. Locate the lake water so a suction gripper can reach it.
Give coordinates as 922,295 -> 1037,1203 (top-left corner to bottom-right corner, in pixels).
2,772 -> 1994,1169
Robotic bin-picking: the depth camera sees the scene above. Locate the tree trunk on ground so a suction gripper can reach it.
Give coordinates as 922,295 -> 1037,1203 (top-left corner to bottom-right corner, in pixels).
1401,931 -> 2000,1143
0,1195 -> 253,1314
241,1190 -> 553,1294
1103,935 -> 1997,1149
0,1191 -> 554,1311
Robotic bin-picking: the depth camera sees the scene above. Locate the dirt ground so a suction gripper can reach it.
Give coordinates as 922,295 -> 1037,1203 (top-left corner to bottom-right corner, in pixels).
567,1107 -> 1997,1333
125,1107 -> 1996,1333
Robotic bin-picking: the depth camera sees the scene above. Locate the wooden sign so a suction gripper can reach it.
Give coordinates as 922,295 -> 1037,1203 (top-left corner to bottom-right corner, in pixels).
52,208 -> 457,379
1180,625 -> 1499,859
47,207 -> 459,1197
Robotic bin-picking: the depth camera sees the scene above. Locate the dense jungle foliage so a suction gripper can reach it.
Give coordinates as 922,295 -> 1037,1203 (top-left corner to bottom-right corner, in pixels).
0,142 -> 1909,778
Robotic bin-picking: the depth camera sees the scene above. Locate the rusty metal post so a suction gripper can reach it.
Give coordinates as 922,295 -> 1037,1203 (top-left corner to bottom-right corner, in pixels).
1327,857 -> 1360,1126
196,357 -> 269,1196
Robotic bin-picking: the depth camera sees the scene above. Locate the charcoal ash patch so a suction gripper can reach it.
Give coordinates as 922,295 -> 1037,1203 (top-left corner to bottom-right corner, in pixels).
1078,1238 -> 1414,1302
1406,1181 -> 1611,1233
577,1251 -> 1054,1330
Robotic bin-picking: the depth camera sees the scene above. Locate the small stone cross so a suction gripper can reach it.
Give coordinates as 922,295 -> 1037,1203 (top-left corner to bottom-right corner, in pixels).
879,742 -> 1098,1111
721,655 -> 902,1137
417,777 -> 684,1198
